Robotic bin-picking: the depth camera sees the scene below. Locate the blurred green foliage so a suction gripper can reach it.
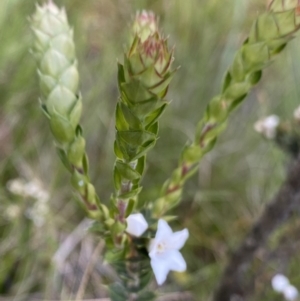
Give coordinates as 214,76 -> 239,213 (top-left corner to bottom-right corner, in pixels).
1,0 -> 300,300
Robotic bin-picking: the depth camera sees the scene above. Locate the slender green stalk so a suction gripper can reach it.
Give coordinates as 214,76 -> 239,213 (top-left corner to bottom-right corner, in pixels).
111,11 -> 176,240
30,1 -> 110,223
152,0 -> 300,217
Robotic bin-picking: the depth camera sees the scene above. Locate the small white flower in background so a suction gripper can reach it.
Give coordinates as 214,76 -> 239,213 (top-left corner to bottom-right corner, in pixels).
254,115 -> 280,139
126,213 -> 148,237
26,199 -> 49,227
272,274 -> 289,293
7,178 -> 50,227
271,274 -> 299,301
5,204 -> 21,220
7,178 -> 26,196
7,178 -> 49,202
283,285 -> 299,301
149,219 -> 189,285
293,106 -> 300,122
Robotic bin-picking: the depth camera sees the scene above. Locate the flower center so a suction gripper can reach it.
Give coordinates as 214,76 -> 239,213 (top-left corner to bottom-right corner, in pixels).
156,242 -> 166,254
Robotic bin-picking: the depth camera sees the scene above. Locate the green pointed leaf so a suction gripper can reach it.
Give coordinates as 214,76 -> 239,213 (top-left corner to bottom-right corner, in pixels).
71,170 -> 88,194
129,139 -> 157,161
257,12 -> 279,41
113,166 -> 122,191
147,122 -> 159,135
120,102 -> 142,129
119,186 -> 143,199
230,51 -> 245,82
145,103 -> 167,127
118,130 -> 156,147
131,97 -> 159,117
228,93 -> 248,112
32,28 -> 49,52
82,153 -> 89,174
137,65 -> 163,87
121,80 -> 152,103
182,144 -> 203,164
56,147 -> 72,172
38,71 -> 56,97
128,52 -> 146,74
275,9 -> 297,36
115,136 -> 133,161
76,125 -> 83,136
135,155 -> 146,176
60,64 -> 79,92
47,85 -> 77,116
86,183 -> 96,203
41,48 -> 69,78
114,140 -> 124,159
40,103 -> 51,119
267,36 -> 291,54
247,70 -> 262,85
206,96 -> 228,123
125,199 -> 135,217
51,34 -> 75,59
115,160 -> 141,180
242,42 -> 270,73
49,110 -> 75,144
116,103 -> 129,131
69,95 -> 82,128
224,82 -> 250,100
222,71 -> 232,93
117,63 -> 126,88
149,71 -> 176,95
67,135 -> 85,167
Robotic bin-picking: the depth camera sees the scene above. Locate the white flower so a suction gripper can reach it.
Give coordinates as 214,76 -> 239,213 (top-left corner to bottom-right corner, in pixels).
272,274 -> 289,293
294,106 -> 300,122
254,115 -> 280,139
149,219 -> 189,285
283,285 -> 299,301
126,213 -> 148,237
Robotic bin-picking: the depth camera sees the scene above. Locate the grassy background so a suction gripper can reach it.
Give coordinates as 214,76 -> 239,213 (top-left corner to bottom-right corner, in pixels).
1,0 -> 300,300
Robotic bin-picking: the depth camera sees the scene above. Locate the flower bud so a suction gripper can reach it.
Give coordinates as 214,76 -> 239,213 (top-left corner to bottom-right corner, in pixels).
126,213 -> 148,237
133,10 -> 157,42
124,12 -> 175,105
254,115 -> 280,139
31,1 -> 81,143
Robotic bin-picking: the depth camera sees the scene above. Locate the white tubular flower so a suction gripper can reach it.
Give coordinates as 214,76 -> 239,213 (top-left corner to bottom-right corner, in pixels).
149,219 -> 189,285
254,115 -> 280,139
283,285 -> 299,301
294,106 -> 300,122
272,274 -> 289,293
126,213 -> 148,237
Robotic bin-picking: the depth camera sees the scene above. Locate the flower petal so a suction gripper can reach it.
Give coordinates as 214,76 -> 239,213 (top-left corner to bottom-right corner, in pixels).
150,257 -> 170,285
155,219 -> 172,240
168,228 -> 189,250
167,250 -> 187,272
